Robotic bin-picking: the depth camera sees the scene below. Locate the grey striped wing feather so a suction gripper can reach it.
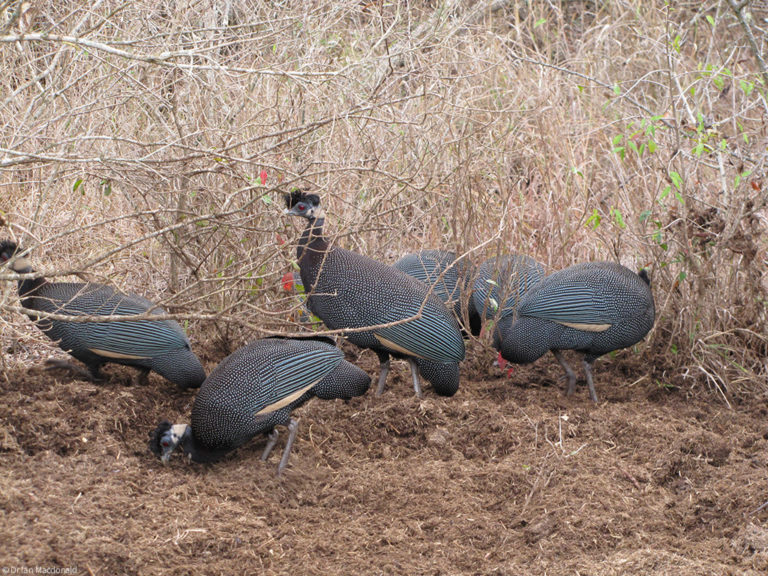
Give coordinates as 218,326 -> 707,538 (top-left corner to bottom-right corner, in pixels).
393,250 -> 462,306
32,283 -> 190,357
305,248 -> 465,363
195,339 -> 344,418
518,262 -> 645,326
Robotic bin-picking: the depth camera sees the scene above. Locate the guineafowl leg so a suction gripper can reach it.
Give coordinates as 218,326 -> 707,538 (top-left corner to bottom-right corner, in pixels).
375,357 -> 391,396
44,359 -> 101,381
261,429 -> 280,461
582,359 -> 599,404
136,367 -> 151,386
277,418 -> 300,476
406,357 -> 423,398
552,350 -> 578,396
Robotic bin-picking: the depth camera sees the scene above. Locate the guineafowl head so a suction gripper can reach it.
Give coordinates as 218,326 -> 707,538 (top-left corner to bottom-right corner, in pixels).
284,190 -> 322,219
149,420 -> 189,464
0,239 -> 30,272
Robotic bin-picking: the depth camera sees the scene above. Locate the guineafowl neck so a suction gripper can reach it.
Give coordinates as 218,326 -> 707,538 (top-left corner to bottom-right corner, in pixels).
14,264 -> 48,309
297,216 -> 329,260
180,427 -> 231,463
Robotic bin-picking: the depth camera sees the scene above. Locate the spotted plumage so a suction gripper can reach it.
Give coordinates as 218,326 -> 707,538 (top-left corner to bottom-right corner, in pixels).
149,337 -> 371,474
284,192 -> 465,398
0,239 -> 205,388
493,261 -> 655,402
472,254 -> 545,320
393,249 -> 481,337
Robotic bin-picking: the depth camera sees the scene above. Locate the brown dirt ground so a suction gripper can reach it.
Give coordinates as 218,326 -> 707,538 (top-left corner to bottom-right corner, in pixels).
1,341 -> 767,576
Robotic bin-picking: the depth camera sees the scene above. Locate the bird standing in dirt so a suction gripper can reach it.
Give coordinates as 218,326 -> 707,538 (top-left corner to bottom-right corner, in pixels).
149,337 -> 371,475
494,261 -> 655,402
0,239 -> 206,388
283,191 -> 465,397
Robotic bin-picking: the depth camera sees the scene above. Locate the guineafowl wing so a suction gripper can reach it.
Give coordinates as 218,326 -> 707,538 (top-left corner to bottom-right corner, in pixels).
303,248 -> 465,363
34,283 -> 192,359
472,255 -> 545,320
517,262 -> 646,330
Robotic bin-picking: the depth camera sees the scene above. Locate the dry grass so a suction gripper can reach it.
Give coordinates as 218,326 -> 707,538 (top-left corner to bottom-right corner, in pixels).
1,0 -> 766,396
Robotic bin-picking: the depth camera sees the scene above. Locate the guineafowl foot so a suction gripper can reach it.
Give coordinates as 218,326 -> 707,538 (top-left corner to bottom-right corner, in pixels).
375,358 -> 391,396
552,350 -> 578,396
583,360 -> 599,403
277,418 -> 300,476
406,357 -> 423,398
261,429 -> 280,462
44,359 -> 103,382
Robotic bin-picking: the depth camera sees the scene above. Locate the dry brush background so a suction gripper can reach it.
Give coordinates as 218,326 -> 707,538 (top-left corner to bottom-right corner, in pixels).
1,0 -> 766,394
1,0 -> 768,573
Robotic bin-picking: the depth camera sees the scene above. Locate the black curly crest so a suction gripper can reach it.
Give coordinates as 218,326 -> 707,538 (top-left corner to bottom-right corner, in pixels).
284,190 -> 320,209
148,419 -> 173,456
0,239 -> 20,262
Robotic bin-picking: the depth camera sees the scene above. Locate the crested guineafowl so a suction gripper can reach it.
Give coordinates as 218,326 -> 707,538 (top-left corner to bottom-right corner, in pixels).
0,239 -> 206,389
283,191 -> 465,398
472,254 -> 545,321
393,249 -> 481,337
493,261 -> 655,403
149,337 -> 371,475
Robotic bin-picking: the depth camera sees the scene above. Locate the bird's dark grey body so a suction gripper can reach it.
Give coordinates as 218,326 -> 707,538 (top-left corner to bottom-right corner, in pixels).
150,337 -> 371,472
0,240 -> 206,388
285,192 -> 465,397
393,249 -> 481,337
472,254 -> 545,320
494,261 -> 655,402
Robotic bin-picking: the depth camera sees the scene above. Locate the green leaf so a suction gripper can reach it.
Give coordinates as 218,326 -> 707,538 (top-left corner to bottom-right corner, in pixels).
534,18 -> 546,28
586,209 -> 601,230
669,171 -> 682,190
260,194 -> 272,205
73,178 -> 84,193
612,84 -> 621,96
672,34 -> 681,53
706,14 -> 715,27
739,79 -> 754,96
639,210 -> 652,224
610,207 -> 626,229
648,139 -> 657,154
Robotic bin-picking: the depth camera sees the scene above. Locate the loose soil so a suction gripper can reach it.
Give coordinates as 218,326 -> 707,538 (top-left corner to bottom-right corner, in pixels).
1,342 -> 767,575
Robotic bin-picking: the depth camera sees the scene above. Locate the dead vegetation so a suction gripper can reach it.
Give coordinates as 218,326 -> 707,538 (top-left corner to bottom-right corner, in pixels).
0,0 -> 767,572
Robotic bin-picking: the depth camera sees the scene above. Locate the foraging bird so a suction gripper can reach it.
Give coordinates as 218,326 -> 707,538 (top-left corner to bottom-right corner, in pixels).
149,337 -> 371,474
0,239 -> 206,389
493,261 -> 655,403
393,249 -> 481,337
472,254 -> 545,320
284,191 -> 465,397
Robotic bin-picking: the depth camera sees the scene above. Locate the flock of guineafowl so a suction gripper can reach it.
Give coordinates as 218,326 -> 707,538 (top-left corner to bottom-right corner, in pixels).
0,190 -> 655,475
